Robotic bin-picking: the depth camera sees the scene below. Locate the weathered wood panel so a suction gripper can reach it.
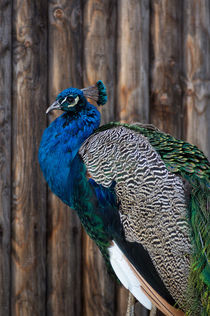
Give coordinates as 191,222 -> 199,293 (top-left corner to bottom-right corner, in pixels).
117,0 -> 150,123
0,1 -> 12,315
115,285 -> 128,316
83,0 -> 117,125
0,1 -> 209,316
183,0 -> 210,159
82,231 -> 115,316
47,1 -> 82,315
11,1 -> 47,315
150,0 -> 184,137
82,1 -> 117,315
116,1 -> 150,314
150,2 -> 185,315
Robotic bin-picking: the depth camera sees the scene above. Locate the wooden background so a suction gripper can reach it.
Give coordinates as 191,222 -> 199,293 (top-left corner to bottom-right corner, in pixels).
0,0 -> 209,315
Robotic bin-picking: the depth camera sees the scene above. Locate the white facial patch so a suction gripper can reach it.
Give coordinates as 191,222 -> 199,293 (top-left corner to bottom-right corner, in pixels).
68,95 -> 79,107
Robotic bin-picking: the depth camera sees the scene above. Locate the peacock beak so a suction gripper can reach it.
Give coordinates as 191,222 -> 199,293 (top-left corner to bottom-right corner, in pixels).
46,101 -> 61,114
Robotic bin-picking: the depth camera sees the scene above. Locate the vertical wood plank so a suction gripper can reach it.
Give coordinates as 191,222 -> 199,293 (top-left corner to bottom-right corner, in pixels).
0,1 -> 11,315
11,1 -> 47,315
116,0 -> 150,314
117,0 -> 150,123
183,0 -> 210,158
115,285 -> 128,316
83,0 -> 117,124
150,0 -> 184,137
82,1 -> 117,315
0,2 -> 208,316
82,231 -> 115,316
48,1 -> 82,315
150,2 -> 184,315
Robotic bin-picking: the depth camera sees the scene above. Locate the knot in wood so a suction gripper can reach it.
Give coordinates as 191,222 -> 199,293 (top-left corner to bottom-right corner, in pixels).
169,57 -> 175,66
160,93 -> 168,105
186,89 -> 194,96
24,40 -> 31,48
54,8 -> 64,20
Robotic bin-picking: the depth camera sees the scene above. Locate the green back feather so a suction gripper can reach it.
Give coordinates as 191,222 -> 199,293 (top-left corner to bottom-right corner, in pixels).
97,122 -> 210,314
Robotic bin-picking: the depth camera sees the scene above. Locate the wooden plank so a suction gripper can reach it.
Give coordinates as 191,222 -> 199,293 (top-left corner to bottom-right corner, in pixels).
150,2 -> 185,315
117,0 -> 150,123
47,196 -> 82,316
83,0 -> 117,124
82,1 -> 117,315
11,1 -> 47,315
135,303 -> 150,316
116,1 -> 150,314
150,0 -> 184,138
47,1 -> 82,315
0,1 -> 11,315
115,285 -> 128,316
82,231 -> 115,316
183,0 -> 210,158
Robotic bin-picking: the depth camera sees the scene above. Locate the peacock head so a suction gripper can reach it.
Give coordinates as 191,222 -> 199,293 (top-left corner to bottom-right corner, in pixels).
46,80 -> 107,114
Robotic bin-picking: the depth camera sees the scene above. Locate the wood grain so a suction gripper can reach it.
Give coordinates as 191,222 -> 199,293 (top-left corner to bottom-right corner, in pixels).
0,2 -> 209,316
183,0 -> 210,158
82,231 -> 115,316
11,1 -> 47,315
117,0 -> 150,123
47,196 -> 82,316
48,0 -> 82,315
83,0 -> 117,125
0,1 -> 11,315
82,1 -> 117,315
116,1 -> 150,314
115,285 -> 129,316
150,0 -> 184,138
150,2 -> 185,315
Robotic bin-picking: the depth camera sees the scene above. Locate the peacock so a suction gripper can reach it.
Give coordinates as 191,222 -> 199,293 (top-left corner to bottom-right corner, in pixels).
38,81 -> 210,316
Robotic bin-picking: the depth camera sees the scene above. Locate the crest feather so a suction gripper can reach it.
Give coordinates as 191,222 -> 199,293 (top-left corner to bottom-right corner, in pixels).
82,80 -> 107,106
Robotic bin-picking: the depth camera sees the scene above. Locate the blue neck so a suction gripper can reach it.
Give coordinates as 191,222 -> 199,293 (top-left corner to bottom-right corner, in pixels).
38,102 -> 100,203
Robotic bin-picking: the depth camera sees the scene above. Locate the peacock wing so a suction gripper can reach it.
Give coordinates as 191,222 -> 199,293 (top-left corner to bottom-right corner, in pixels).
79,125 -> 192,314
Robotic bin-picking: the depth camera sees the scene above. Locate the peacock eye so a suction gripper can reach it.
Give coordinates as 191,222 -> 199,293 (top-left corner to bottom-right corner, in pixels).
66,96 -> 75,104
59,95 -> 79,108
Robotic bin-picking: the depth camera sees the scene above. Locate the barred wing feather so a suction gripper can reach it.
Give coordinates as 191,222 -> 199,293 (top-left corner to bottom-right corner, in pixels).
79,126 -> 191,314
